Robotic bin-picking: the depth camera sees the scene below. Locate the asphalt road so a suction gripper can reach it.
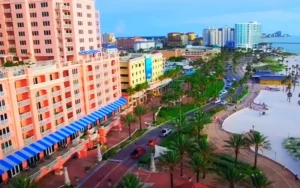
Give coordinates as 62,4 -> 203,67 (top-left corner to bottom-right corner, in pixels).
78,63 -> 245,188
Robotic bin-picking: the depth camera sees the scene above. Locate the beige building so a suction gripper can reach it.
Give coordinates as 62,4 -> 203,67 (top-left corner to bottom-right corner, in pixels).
102,33 -> 116,45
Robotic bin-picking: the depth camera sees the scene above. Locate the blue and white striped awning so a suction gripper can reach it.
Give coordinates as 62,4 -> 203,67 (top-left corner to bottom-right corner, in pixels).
79,50 -> 100,55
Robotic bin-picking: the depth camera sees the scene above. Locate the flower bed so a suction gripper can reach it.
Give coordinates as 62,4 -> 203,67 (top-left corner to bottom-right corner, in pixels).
283,137 -> 300,159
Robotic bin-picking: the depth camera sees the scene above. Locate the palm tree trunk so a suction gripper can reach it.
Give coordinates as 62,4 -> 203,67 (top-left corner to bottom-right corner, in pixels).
180,161 -> 183,176
202,171 -> 206,179
254,145 -> 258,168
230,183 -> 235,188
170,172 -> 174,188
139,116 -> 142,130
153,112 -> 155,124
234,150 -> 238,166
128,124 -> 132,139
196,170 -> 200,182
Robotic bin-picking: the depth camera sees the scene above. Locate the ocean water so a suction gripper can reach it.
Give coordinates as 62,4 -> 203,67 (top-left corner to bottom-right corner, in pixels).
263,36 -> 300,54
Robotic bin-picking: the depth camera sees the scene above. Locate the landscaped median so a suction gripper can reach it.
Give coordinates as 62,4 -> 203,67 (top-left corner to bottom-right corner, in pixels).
233,86 -> 249,104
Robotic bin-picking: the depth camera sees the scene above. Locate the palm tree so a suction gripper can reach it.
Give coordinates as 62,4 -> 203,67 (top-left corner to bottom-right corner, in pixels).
170,134 -> 190,177
244,172 -> 274,188
150,104 -> 159,124
223,134 -> 248,166
158,150 -> 181,188
172,110 -> 188,136
118,173 -> 144,188
192,109 -> 211,139
214,167 -> 247,188
246,131 -> 271,168
122,113 -> 137,139
133,105 -> 147,130
9,175 -> 37,188
228,88 -> 235,102
189,153 -> 208,182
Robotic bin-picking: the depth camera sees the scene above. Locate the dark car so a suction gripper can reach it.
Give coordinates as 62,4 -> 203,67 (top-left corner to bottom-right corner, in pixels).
131,147 -> 146,159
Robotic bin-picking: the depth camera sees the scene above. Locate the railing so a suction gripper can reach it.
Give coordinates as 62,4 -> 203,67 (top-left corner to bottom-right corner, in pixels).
67,107 -> 72,112
74,93 -> 80,98
88,90 -> 94,95
75,103 -> 81,108
66,51 -> 73,55
0,119 -> 8,126
6,27 -> 13,31
62,5 -> 71,10
56,123 -> 64,130
63,15 -> 71,19
30,171 -> 41,181
22,124 -> 33,133
53,101 -> 63,108
55,112 -> 64,119
16,87 -> 29,94
88,80 -> 94,85
5,18 -> 12,22
65,42 -> 73,46
0,91 -> 4,96
68,117 -> 74,123
4,9 -> 11,13
18,99 -> 30,107
36,95 -> 47,102
51,90 -> 61,97
45,159 -> 57,171
39,118 -> 50,126
24,136 -> 35,145
0,133 -> 11,140
65,33 -> 72,37
41,129 -> 51,137
0,106 -> 7,112
20,112 -> 31,120
87,71 -> 93,76
89,98 -> 95,103
65,97 -> 72,103
38,107 -> 48,114
2,146 -> 13,154
8,36 -> 14,40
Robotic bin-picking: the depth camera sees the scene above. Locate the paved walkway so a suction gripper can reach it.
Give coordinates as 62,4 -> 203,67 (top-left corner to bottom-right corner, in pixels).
204,84 -> 300,188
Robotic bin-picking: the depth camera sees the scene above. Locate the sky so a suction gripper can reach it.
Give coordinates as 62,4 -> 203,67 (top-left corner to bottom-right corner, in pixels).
96,0 -> 300,37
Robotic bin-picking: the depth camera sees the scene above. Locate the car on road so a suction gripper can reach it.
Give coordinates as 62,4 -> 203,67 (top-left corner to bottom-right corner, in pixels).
147,138 -> 158,146
160,128 -> 172,137
219,90 -> 227,95
232,78 -> 237,81
131,146 -> 146,159
225,86 -> 230,90
214,98 -> 222,104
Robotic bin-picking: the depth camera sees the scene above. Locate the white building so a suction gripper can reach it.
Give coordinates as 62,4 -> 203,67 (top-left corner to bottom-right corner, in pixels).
235,21 -> 262,49
202,26 -> 234,47
133,41 -> 155,51
103,45 -> 118,55
102,33 -> 116,44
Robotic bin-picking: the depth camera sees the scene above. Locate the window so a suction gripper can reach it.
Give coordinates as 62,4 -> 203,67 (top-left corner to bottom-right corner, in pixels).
44,30 -> 51,35
87,13 -> 91,18
79,38 -> 84,43
89,38 -> 93,42
46,49 -> 53,53
86,5 -> 91,9
30,13 -> 37,18
43,21 -> 50,26
0,42 -> 3,46
31,22 -> 38,27
79,30 -> 83,34
77,3 -> 82,8
45,39 -> 51,44
78,21 -> 83,26
77,12 -> 82,17
41,2 -> 48,7
88,30 -> 93,34
15,4 -> 22,9
29,3 -> 36,8
32,31 -> 39,36
42,12 -> 49,17
80,47 -> 85,51
33,40 -> 39,45
0,50 -> 5,54
87,22 -> 92,26
17,23 -> 24,28
16,13 -> 23,18
34,49 -> 41,53
89,46 -> 94,50
20,41 -> 26,45
18,32 -> 25,36
0,33 -> 2,37
21,49 -> 27,54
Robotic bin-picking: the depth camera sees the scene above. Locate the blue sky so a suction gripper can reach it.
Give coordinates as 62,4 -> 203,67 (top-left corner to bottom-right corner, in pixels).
96,0 -> 300,37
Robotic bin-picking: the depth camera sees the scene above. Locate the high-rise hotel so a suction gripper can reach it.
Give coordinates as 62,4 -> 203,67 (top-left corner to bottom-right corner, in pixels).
0,0 -> 124,183
234,21 -> 262,49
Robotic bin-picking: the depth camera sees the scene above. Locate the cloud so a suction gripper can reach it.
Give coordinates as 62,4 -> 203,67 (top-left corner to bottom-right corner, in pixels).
115,20 -> 126,34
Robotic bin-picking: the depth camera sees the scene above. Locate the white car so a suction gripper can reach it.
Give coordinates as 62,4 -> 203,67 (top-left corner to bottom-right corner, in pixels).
232,78 -> 237,81
160,128 -> 172,137
214,98 -> 222,104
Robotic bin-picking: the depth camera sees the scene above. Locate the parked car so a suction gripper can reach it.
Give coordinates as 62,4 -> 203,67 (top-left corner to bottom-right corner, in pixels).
148,139 -> 158,146
225,86 -> 230,90
131,146 -> 146,159
214,98 -> 222,104
160,128 -> 172,137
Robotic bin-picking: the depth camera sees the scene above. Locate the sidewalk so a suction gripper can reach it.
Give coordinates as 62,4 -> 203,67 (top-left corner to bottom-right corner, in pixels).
204,84 -> 300,188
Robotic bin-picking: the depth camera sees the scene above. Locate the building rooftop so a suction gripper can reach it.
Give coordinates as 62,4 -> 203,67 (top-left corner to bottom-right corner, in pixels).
120,52 -> 162,62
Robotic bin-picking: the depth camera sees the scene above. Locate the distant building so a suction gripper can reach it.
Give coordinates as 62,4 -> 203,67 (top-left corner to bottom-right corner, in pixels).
160,49 -> 184,59
102,33 -> 116,45
275,31 -> 282,37
183,45 -> 220,61
133,41 -> 155,52
116,37 -> 144,50
252,71 -> 287,85
202,26 -> 234,47
103,45 -> 118,55
167,32 -> 195,47
235,21 -> 262,49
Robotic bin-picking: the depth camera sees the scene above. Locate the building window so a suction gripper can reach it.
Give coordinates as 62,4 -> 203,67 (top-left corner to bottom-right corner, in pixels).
0,42 -> 4,46
46,49 -> 53,53
86,5 -> 91,9
89,38 -> 93,42
29,3 -> 36,8
15,4 -> 22,9
79,38 -> 84,43
17,23 -> 24,28
18,32 -> 25,36
41,2 -> 48,7
31,22 -> 38,27
30,13 -> 37,18
43,21 -> 50,26
45,39 -> 51,44
78,21 -> 83,26
32,31 -> 39,36
19,41 -> 26,45
77,3 -> 82,8
0,50 -> 5,54
21,49 -> 27,54
34,49 -> 41,53
77,12 -> 82,17
33,40 -> 39,45
87,22 -> 92,26
87,13 -> 91,18
42,12 -> 49,17
16,13 -> 23,18
88,30 -> 93,34
79,30 -> 83,34
80,47 -> 85,51
44,30 -> 51,35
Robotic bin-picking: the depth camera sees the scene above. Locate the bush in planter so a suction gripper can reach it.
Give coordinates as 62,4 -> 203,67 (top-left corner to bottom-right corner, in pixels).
84,166 -> 91,172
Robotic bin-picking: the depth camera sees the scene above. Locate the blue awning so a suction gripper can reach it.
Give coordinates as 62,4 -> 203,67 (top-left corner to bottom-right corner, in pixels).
28,144 -> 44,152
96,110 -> 106,117
43,137 -> 57,145
60,128 -> 73,136
105,105 -> 115,111
84,116 -> 95,123
49,133 -> 64,142
80,118 -> 91,125
70,123 -> 82,131
56,130 -> 69,138
7,155 -> 23,164
0,161 -> 12,171
79,49 -> 100,55
88,114 -> 99,121
73,122 -> 86,129
2,158 -> 19,168
64,126 -> 77,134
15,150 -> 31,160
100,107 -> 111,114
37,140 -> 53,148
114,100 -> 124,107
93,111 -> 104,118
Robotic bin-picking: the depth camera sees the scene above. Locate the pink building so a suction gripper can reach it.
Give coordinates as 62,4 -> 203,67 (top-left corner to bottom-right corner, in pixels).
0,0 -> 125,184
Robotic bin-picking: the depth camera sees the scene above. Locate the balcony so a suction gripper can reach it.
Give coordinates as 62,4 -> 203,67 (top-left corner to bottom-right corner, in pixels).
0,105 -> 6,112
6,27 -> 13,31
64,77 -> 69,81
2,146 -> 14,154
0,91 -> 4,97
89,98 -> 95,104
65,42 -> 73,46
88,80 -> 94,85
66,51 -> 73,55
0,119 -> 8,126
88,90 -> 94,95
56,123 -> 64,130
65,97 -> 72,103
65,33 -> 72,37
5,18 -> 12,22
36,95 -> 48,102
41,129 -> 51,137
63,15 -> 71,19
55,112 -> 64,119
68,117 -> 74,123
65,87 -> 71,92
24,136 -> 35,145
64,24 -> 72,28
67,107 -> 73,113
52,90 -> 61,97
9,44 -> 15,48
18,99 -> 30,108
87,71 -> 93,76
75,103 -> 81,108
38,106 -> 48,114
16,87 -> 29,94
22,124 -> 33,133
62,6 -> 71,10
39,118 -> 50,126
20,112 -> 31,120
4,9 -> 11,13
53,101 -> 63,108
8,35 -> 14,40
0,133 -> 11,140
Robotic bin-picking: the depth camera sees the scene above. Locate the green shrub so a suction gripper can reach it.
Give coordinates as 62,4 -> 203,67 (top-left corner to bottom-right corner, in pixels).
102,148 -> 117,160
138,153 -> 151,165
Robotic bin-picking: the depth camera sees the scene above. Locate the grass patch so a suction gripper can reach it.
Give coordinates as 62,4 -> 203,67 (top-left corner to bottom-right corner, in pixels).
233,87 -> 249,103
160,133 -> 179,147
158,103 -> 197,119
